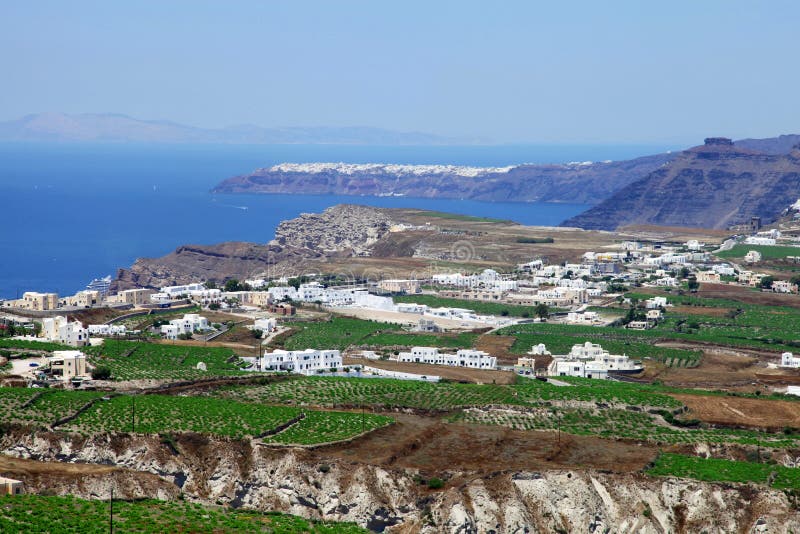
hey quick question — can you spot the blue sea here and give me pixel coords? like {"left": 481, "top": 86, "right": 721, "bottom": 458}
{"left": 0, "top": 142, "right": 675, "bottom": 299}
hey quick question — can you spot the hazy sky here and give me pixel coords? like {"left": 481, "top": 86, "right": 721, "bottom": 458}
{"left": 1, "top": 1, "right": 798, "bottom": 143}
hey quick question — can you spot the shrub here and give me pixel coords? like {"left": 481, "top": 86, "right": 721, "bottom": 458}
{"left": 91, "top": 366, "right": 112, "bottom": 380}
{"left": 427, "top": 477, "right": 444, "bottom": 490}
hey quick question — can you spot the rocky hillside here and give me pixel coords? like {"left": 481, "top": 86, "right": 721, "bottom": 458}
{"left": 112, "top": 205, "right": 393, "bottom": 290}
{"left": 211, "top": 154, "right": 676, "bottom": 205}
{"left": 562, "top": 138, "right": 800, "bottom": 230}
{"left": 3, "top": 430, "right": 798, "bottom": 533}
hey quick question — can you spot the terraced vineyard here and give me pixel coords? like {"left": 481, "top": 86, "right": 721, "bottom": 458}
{"left": 0, "top": 388, "right": 107, "bottom": 428}
{"left": 222, "top": 375, "right": 682, "bottom": 410}
{"left": 63, "top": 394, "right": 301, "bottom": 439}
{"left": 647, "top": 453, "right": 800, "bottom": 490}
{"left": 283, "top": 316, "right": 478, "bottom": 351}
{"left": 497, "top": 323, "right": 702, "bottom": 367}
{"left": 86, "top": 339, "right": 250, "bottom": 380}
{"left": 453, "top": 407, "right": 800, "bottom": 448}
{"left": 262, "top": 410, "right": 393, "bottom": 445}
{"left": 0, "top": 494, "right": 367, "bottom": 533}
{"left": 0, "top": 338, "right": 73, "bottom": 352}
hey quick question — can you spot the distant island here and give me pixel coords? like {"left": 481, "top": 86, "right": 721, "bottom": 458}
{"left": 0, "top": 112, "right": 469, "bottom": 145}
{"left": 211, "top": 155, "right": 675, "bottom": 205}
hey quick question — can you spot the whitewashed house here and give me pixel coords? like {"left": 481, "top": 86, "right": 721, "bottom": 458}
{"left": 41, "top": 316, "right": 89, "bottom": 347}
{"left": 161, "top": 314, "right": 209, "bottom": 338}
{"left": 48, "top": 350, "right": 88, "bottom": 381}
{"left": 566, "top": 311, "right": 599, "bottom": 324}
{"left": 398, "top": 347, "right": 496, "bottom": 369}
{"left": 87, "top": 324, "right": 127, "bottom": 336}
{"left": 258, "top": 349, "right": 342, "bottom": 375}
{"left": 253, "top": 317, "right": 277, "bottom": 333}
{"left": 744, "top": 250, "right": 762, "bottom": 263}
{"left": 781, "top": 352, "right": 800, "bottom": 368}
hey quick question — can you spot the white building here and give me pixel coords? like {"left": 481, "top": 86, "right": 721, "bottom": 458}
{"left": 713, "top": 264, "right": 736, "bottom": 276}
{"left": 161, "top": 313, "right": 209, "bottom": 338}
{"left": 781, "top": 352, "right": 800, "bottom": 368}
{"left": 253, "top": 317, "right": 277, "bottom": 333}
{"left": 398, "top": 347, "right": 496, "bottom": 369}
{"left": 772, "top": 280, "right": 796, "bottom": 294}
{"left": 432, "top": 269, "right": 517, "bottom": 291}
{"left": 188, "top": 288, "right": 222, "bottom": 305}
{"left": 744, "top": 236, "right": 776, "bottom": 246}
{"left": 548, "top": 342, "right": 642, "bottom": 379}
{"left": 87, "top": 324, "right": 127, "bottom": 336}
{"left": 258, "top": 349, "right": 342, "bottom": 375}
{"left": 41, "top": 316, "right": 89, "bottom": 347}
{"left": 159, "top": 283, "right": 206, "bottom": 297}
{"left": 566, "top": 311, "right": 599, "bottom": 324}
{"left": 48, "top": 350, "right": 88, "bottom": 381}
{"left": 744, "top": 250, "right": 762, "bottom": 263}
{"left": 160, "top": 324, "right": 180, "bottom": 340}
{"left": 645, "top": 296, "right": 668, "bottom": 309}
{"left": 550, "top": 360, "right": 609, "bottom": 380}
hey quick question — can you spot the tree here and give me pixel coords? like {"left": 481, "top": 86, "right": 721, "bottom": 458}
{"left": 204, "top": 280, "right": 217, "bottom": 289}
{"left": 534, "top": 303, "right": 549, "bottom": 320}
{"left": 760, "top": 276, "right": 775, "bottom": 290}
{"left": 252, "top": 328, "right": 263, "bottom": 339}
{"left": 288, "top": 277, "right": 301, "bottom": 290}
{"left": 224, "top": 279, "right": 242, "bottom": 292}
{"left": 687, "top": 277, "right": 700, "bottom": 291}
{"left": 790, "top": 275, "right": 800, "bottom": 287}
{"left": 91, "top": 366, "right": 112, "bottom": 380}
{"left": 208, "top": 302, "right": 221, "bottom": 310}
{"left": 679, "top": 267, "right": 690, "bottom": 279}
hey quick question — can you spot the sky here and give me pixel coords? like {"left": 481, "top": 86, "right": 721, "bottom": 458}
{"left": 1, "top": 0, "right": 798, "bottom": 144}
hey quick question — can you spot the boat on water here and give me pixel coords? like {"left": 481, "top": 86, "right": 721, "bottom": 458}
{"left": 86, "top": 275, "right": 112, "bottom": 296}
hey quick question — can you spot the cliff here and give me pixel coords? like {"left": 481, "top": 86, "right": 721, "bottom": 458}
{"left": 562, "top": 139, "right": 800, "bottom": 230}
{"left": 211, "top": 154, "right": 676, "bottom": 205}
{"left": 112, "top": 205, "right": 394, "bottom": 290}
{"left": 4, "top": 430, "right": 798, "bottom": 533}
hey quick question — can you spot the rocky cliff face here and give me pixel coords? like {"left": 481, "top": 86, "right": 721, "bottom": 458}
{"left": 211, "top": 155, "right": 676, "bottom": 205}
{"left": 562, "top": 139, "right": 800, "bottom": 230}
{"left": 3, "top": 430, "right": 798, "bottom": 533}
{"left": 112, "top": 205, "right": 393, "bottom": 290}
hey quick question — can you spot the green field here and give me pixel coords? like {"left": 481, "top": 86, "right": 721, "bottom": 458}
{"left": 420, "top": 211, "right": 510, "bottom": 223}
{"left": 0, "top": 338, "right": 73, "bottom": 352}
{"left": 496, "top": 322, "right": 702, "bottom": 367}
{"left": 86, "top": 339, "right": 250, "bottom": 380}
{"left": 647, "top": 453, "right": 800, "bottom": 489}
{"left": 716, "top": 244, "right": 800, "bottom": 260}
{"left": 626, "top": 292, "right": 800, "bottom": 353}
{"left": 0, "top": 494, "right": 367, "bottom": 533}
{"left": 221, "top": 375, "right": 683, "bottom": 410}
{"left": 0, "top": 387, "right": 392, "bottom": 443}
{"left": 0, "top": 388, "right": 108, "bottom": 428}
{"left": 283, "top": 316, "right": 478, "bottom": 351}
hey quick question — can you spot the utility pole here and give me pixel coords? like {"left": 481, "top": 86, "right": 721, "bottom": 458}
{"left": 109, "top": 487, "right": 113, "bottom": 534}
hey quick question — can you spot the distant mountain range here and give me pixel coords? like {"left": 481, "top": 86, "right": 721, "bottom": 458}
{"left": 0, "top": 112, "right": 464, "bottom": 145}
{"left": 562, "top": 137, "right": 800, "bottom": 230}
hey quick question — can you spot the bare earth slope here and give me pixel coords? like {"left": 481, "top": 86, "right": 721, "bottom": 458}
{"left": 562, "top": 138, "right": 800, "bottom": 230}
